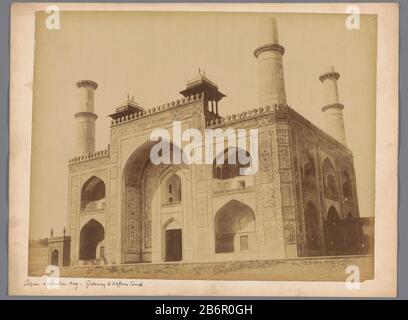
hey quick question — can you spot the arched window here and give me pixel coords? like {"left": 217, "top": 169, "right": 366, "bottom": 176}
{"left": 79, "top": 219, "right": 105, "bottom": 260}
{"left": 213, "top": 147, "right": 251, "bottom": 180}
{"left": 342, "top": 169, "right": 353, "bottom": 201}
{"left": 322, "top": 158, "right": 338, "bottom": 201}
{"left": 298, "top": 141, "right": 316, "bottom": 191}
{"left": 81, "top": 176, "right": 105, "bottom": 211}
{"left": 214, "top": 200, "right": 256, "bottom": 253}
{"left": 163, "top": 174, "right": 181, "bottom": 204}
{"left": 304, "top": 201, "right": 323, "bottom": 255}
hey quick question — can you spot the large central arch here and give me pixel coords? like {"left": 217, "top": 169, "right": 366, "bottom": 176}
{"left": 122, "top": 140, "right": 186, "bottom": 264}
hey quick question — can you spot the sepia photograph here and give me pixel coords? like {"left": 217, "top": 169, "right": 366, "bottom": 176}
{"left": 8, "top": 3, "right": 398, "bottom": 297}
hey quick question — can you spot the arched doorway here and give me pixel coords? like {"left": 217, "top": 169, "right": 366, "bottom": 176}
{"left": 214, "top": 200, "right": 256, "bottom": 253}
{"left": 79, "top": 219, "right": 105, "bottom": 261}
{"left": 50, "top": 249, "right": 59, "bottom": 266}
{"left": 304, "top": 201, "right": 323, "bottom": 256}
{"left": 326, "top": 206, "right": 344, "bottom": 255}
{"left": 163, "top": 219, "right": 182, "bottom": 262}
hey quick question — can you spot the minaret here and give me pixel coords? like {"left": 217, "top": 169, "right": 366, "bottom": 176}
{"left": 75, "top": 80, "right": 98, "bottom": 155}
{"left": 319, "top": 66, "right": 347, "bottom": 145}
{"left": 254, "top": 17, "right": 287, "bottom": 107}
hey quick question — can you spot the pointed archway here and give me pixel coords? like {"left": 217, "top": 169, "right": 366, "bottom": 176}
{"left": 80, "top": 176, "right": 105, "bottom": 211}
{"left": 212, "top": 147, "right": 252, "bottom": 180}
{"left": 122, "top": 140, "right": 186, "bottom": 264}
{"left": 214, "top": 200, "right": 256, "bottom": 253}
{"left": 326, "top": 206, "right": 344, "bottom": 255}
{"left": 322, "top": 158, "right": 339, "bottom": 201}
{"left": 79, "top": 219, "right": 105, "bottom": 260}
{"left": 50, "top": 249, "right": 59, "bottom": 266}
{"left": 304, "top": 201, "right": 323, "bottom": 256}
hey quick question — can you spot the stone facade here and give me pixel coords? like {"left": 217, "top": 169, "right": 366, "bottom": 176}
{"left": 65, "top": 17, "right": 361, "bottom": 266}
{"left": 66, "top": 96, "right": 361, "bottom": 265}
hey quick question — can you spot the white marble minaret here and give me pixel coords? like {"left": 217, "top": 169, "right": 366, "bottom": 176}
{"left": 75, "top": 80, "right": 98, "bottom": 155}
{"left": 319, "top": 66, "right": 347, "bottom": 145}
{"left": 254, "top": 17, "right": 287, "bottom": 107}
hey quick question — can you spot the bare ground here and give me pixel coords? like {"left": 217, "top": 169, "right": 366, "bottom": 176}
{"left": 29, "top": 255, "right": 374, "bottom": 282}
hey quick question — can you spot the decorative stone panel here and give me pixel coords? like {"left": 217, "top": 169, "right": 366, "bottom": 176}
{"left": 277, "top": 128, "right": 297, "bottom": 247}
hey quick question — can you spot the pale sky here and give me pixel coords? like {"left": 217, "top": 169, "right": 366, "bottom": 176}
{"left": 29, "top": 11, "right": 377, "bottom": 239}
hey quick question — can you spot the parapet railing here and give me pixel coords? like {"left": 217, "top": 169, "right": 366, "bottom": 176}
{"left": 69, "top": 149, "right": 109, "bottom": 164}
{"left": 206, "top": 103, "right": 351, "bottom": 153}
{"left": 286, "top": 105, "right": 352, "bottom": 153}
{"left": 206, "top": 104, "right": 289, "bottom": 127}
{"left": 111, "top": 93, "right": 204, "bottom": 127}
